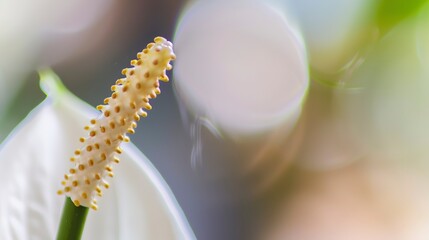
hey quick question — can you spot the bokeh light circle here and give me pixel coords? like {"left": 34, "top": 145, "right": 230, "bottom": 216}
{"left": 173, "top": 0, "right": 309, "bottom": 137}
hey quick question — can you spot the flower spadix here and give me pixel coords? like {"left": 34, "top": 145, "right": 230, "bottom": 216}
{"left": 58, "top": 37, "right": 176, "bottom": 209}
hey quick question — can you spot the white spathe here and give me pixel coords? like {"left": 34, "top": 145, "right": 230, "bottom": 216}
{"left": 0, "top": 70, "right": 195, "bottom": 240}
{"left": 173, "top": 0, "right": 308, "bottom": 137}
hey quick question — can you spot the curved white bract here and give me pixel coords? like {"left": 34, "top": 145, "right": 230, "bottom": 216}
{"left": 0, "top": 70, "right": 195, "bottom": 240}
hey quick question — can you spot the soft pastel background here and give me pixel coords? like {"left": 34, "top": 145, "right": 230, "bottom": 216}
{"left": 2, "top": 0, "right": 429, "bottom": 239}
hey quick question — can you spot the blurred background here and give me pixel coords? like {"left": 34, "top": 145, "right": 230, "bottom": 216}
{"left": 2, "top": 0, "right": 429, "bottom": 239}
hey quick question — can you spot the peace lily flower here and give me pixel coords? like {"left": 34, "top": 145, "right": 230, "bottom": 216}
{"left": 0, "top": 55, "right": 195, "bottom": 239}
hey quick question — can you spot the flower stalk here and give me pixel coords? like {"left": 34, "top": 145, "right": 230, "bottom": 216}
{"left": 56, "top": 198, "right": 89, "bottom": 240}
{"left": 56, "top": 36, "right": 175, "bottom": 239}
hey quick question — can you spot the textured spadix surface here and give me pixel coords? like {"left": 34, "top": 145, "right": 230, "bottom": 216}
{"left": 58, "top": 37, "right": 175, "bottom": 209}
{"left": 0, "top": 70, "right": 195, "bottom": 240}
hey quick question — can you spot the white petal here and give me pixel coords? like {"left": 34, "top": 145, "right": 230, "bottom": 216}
{"left": 0, "top": 70, "right": 195, "bottom": 240}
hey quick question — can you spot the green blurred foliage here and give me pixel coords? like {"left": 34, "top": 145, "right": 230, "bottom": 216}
{"left": 375, "top": 0, "right": 429, "bottom": 34}
{"left": 313, "top": 0, "right": 429, "bottom": 88}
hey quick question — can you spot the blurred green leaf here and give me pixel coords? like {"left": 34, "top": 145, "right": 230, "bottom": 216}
{"left": 375, "top": 0, "right": 428, "bottom": 34}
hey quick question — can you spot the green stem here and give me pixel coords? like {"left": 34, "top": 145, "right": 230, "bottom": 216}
{"left": 56, "top": 197, "right": 89, "bottom": 240}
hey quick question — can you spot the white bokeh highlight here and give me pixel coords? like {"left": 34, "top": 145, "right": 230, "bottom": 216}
{"left": 0, "top": 0, "right": 114, "bottom": 132}
{"left": 174, "top": 0, "right": 308, "bottom": 136}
